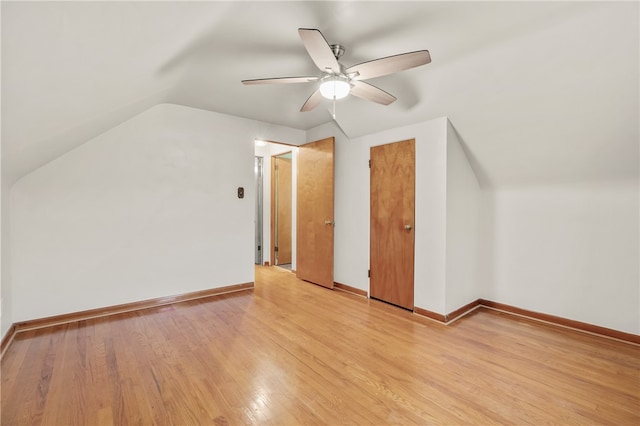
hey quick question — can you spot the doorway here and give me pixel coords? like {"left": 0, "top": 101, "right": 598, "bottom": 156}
{"left": 271, "top": 152, "right": 293, "bottom": 267}
{"left": 370, "top": 139, "right": 416, "bottom": 310}
{"left": 253, "top": 138, "right": 334, "bottom": 280}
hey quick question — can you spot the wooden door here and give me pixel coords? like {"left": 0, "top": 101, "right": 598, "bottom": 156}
{"left": 370, "top": 139, "right": 415, "bottom": 309}
{"left": 276, "top": 156, "right": 292, "bottom": 264}
{"left": 271, "top": 154, "right": 292, "bottom": 266}
{"left": 297, "top": 137, "right": 335, "bottom": 288}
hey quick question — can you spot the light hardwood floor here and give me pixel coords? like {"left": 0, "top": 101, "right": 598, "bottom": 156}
{"left": 2, "top": 266, "right": 639, "bottom": 425}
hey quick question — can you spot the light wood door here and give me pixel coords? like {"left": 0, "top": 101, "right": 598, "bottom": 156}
{"left": 270, "top": 154, "right": 292, "bottom": 265}
{"left": 297, "top": 137, "right": 335, "bottom": 288}
{"left": 370, "top": 139, "right": 415, "bottom": 309}
{"left": 276, "top": 156, "right": 292, "bottom": 264}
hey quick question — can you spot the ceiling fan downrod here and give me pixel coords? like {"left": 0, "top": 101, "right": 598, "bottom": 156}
{"left": 330, "top": 44, "right": 345, "bottom": 60}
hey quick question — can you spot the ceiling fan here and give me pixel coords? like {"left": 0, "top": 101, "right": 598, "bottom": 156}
{"left": 242, "top": 28, "right": 431, "bottom": 113}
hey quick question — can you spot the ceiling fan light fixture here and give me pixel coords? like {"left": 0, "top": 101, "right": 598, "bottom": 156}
{"left": 319, "top": 76, "right": 351, "bottom": 100}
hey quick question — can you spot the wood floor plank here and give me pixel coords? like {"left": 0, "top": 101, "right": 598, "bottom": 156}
{"left": 2, "top": 265, "right": 639, "bottom": 425}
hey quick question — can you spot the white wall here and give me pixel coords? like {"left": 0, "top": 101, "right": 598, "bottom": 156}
{"left": 6, "top": 101, "right": 637, "bottom": 336}
{"left": 0, "top": 0, "right": 12, "bottom": 336}
{"left": 487, "top": 180, "right": 639, "bottom": 334}
{"left": 325, "top": 113, "right": 637, "bottom": 334}
{"left": 445, "top": 121, "right": 481, "bottom": 313}
{"left": 11, "top": 103, "right": 304, "bottom": 322}
{"left": 309, "top": 118, "right": 449, "bottom": 314}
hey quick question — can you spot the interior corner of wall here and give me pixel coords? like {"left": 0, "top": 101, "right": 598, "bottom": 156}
{"left": 444, "top": 116, "right": 453, "bottom": 128}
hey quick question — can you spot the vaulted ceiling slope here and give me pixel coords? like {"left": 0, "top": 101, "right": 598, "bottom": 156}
{"left": 2, "top": 1, "right": 638, "bottom": 186}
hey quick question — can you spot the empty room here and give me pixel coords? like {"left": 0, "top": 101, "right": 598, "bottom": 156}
{"left": 1, "top": 1, "right": 638, "bottom": 425}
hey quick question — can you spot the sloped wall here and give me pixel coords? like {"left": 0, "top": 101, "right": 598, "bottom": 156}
{"left": 10, "top": 103, "right": 304, "bottom": 322}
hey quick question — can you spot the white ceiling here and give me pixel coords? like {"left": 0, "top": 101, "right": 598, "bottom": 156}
{"left": 2, "top": 1, "right": 638, "bottom": 186}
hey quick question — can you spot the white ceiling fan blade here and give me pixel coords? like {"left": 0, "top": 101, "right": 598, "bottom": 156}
{"left": 298, "top": 28, "right": 340, "bottom": 74}
{"left": 300, "top": 89, "right": 324, "bottom": 112}
{"left": 350, "top": 81, "right": 396, "bottom": 105}
{"left": 347, "top": 50, "right": 431, "bottom": 80}
{"left": 242, "top": 76, "right": 319, "bottom": 85}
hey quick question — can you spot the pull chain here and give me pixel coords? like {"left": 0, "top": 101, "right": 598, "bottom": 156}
{"left": 332, "top": 96, "right": 336, "bottom": 119}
